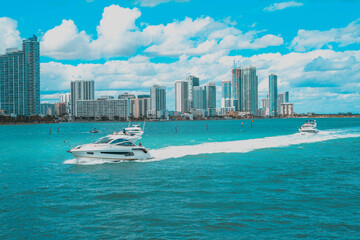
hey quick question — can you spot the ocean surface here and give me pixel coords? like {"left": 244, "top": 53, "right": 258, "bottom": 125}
{"left": 1, "top": 118, "right": 360, "bottom": 239}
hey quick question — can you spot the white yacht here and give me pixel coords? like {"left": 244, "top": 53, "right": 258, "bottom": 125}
{"left": 121, "top": 123, "right": 144, "bottom": 137}
{"left": 299, "top": 120, "right": 319, "bottom": 134}
{"left": 68, "top": 125, "right": 151, "bottom": 162}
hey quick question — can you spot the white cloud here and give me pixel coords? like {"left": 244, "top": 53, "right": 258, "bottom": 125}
{"left": 91, "top": 5, "right": 145, "bottom": 58}
{"left": 41, "top": 19, "right": 91, "bottom": 59}
{"left": 40, "top": 5, "right": 284, "bottom": 60}
{"left": 145, "top": 17, "right": 283, "bottom": 57}
{"left": 41, "top": 5, "right": 145, "bottom": 59}
{"left": 264, "top": 1, "right": 303, "bottom": 12}
{"left": 291, "top": 19, "right": 360, "bottom": 51}
{"left": 134, "top": 0, "right": 189, "bottom": 7}
{"left": 0, "top": 17, "right": 22, "bottom": 54}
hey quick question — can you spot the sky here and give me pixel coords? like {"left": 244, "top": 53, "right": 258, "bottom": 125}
{"left": 1, "top": 0, "right": 360, "bottom": 113}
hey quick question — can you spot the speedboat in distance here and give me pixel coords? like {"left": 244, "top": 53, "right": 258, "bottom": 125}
{"left": 90, "top": 128, "right": 100, "bottom": 133}
{"left": 69, "top": 124, "right": 151, "bottom": 162}
{"left": 299, "top": 120, "right": 319, "bottom": 134}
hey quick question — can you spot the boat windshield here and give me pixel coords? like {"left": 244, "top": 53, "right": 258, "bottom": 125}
{"left": 110, "top": 138, "right": 128, "bottom": 144}
{"left": 94, "top": 137, "right": 112, "bottom": 144}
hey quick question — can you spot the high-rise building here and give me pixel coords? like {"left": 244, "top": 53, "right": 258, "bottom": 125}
{"left": 149, "top": 85, "right": 166, "bottom": 118}
{"left": 277, "top": 93, "right": 286, "bottom": 115}
{"left": 0, "top": 35, "right": 40, "bottom": 116}
{"left": 132, "top": 95, "right": 150, "bottom": 119}
{"left": 40, "top": 103, "right": 55, "bottom": 116}
{"left": 260, "top": 98, "right": 270, "bottom": 117}
{"left": 261, "top": 98, "right": 269, "bottom": 109}
{"left": 118, "top": 93, "right": 135, "bottom": 118}
{"left": 186, "top": 75, "right": 200, "bottom": 110}
{"left": 221, "top": 80, "right": 232, "bottom": 108}
{"left": 281, "top": 103, "right": 294, "bottom": 116}
{"left": 240, "top": 66, "right": 258, "bottom": 115}
{"left": 193, "top": 86, "right": 206, "bottom": 110}
{"left": 118, "top": 93, "right": 135, "bottom": 100}
{"left": 70, "top": 80, "right": 95, "bottom": 117}
{"left": 175, "top": 80, "right": 189, "bottom": 113}
{"left": 269, "top": 74, "right": 278, "bottom": 117}
{"left": 55, "top": 102, "right": 66, "bottom": 116}
{"left": 285, "top": 91, "right": 289, "bottom": 103}
{"left": 59, "top": 93, "right": 71, "bottom": 114}
{"left": 231, "top": 67, "right": 241, "bottom": 111}
{"left": 205, "top": 82, "right": 216, "bottom": 116}
{"left": 76, "top": 98, "right": 127, "bottom": 119}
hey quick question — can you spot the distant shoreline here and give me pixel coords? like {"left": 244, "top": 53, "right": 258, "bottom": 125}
{"left": 0, "top": 121, "right": 59, "bottom": 126}
{"left": 1, "top": 115, "right": 359, "bottom": 126}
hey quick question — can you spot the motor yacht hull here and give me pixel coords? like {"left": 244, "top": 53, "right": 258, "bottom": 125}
{"left": 69, "top": 144, "right": 152, "bottom": 162}
{"left": 299, "top": 129, "right": 319, "bottom": 135}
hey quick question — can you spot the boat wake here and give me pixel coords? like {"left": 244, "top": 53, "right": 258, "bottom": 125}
{"left": 63, "top": 128, "right": 360, "bottom": 165}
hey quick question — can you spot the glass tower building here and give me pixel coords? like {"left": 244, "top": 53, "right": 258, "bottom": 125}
{"left": 269, "top": 74, "right": 278, "bottom": 117}
{"left": 149, "top": 84, "right": 166, "bottom": 118}
{"left": 221, "top": 80, "right": 232, "bottom": 108}
{"left": 186, "top": 75, "right": 200, "bottom": 110}
{"left": 193, "top": 86, "right": 206, "bottom": 110}
{"left": 0, "top": 35, "right": 40, "bottom": 115}
{"left": 231, "top": 68, "right": 241, "bottom": 111}
{"left": 241, "top": 66, "right": 258, "bottom": 115}
{"left": 205, "top": 82, "right": 216, "bottom": 116}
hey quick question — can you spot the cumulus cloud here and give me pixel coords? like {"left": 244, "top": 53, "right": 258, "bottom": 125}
{"left": 41, "top": 19, "right": 91, "bottom": 59}
{"left": 304, "top": 56, "right": 357, "bottom": 72}
{"left": 40, "top": 5, "right": 284, "bottom": 60}
{"left": 41, "top": 5, "right": 145, "bottom": 59}
{"left": 0, "top": 17, "right": 22, "bottom": 54}
{"left": 264, "top": 1, "right": 303, "bottom": 12}
{"left": 291, "top": 19, "right": 360, "bottom": 51}
{"left": 133, "top": 0, "right": 189, "bottom": 7}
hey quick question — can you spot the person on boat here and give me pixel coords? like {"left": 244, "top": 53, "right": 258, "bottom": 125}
{"left": 122, "top": 128, "right": 126, "bottom": 134}
{"left": 139, "top": 142, "right": 142, "bottom": 147}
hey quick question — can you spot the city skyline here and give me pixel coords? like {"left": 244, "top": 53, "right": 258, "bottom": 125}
{"left": 1, "top": 0, "right": 360, "bottom": 113}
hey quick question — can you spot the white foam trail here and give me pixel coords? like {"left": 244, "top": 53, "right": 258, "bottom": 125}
{"left": 63, "top": 128, "right": 360, "bottom": 165}
{"left": 149, "top": 129, "right": 360, "bottom": 161}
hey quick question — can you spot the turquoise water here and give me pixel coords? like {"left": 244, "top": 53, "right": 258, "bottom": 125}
{"left": 1, "top": 118, "right": 360, "bottom": 239}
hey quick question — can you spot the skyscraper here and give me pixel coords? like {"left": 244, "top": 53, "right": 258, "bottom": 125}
{"left": 221, "top": 80, "right": 232, "bottom": 108}
{"left": 193, "top": 86, "right": 206, "bottom": 110}
{"left": 132, "top": 95, "right": 150, "bottom": 119}
{"left": 0, "top": 35, "right": 40, "bottom": 115}
{"left": 149, "top": 84, "right": 166, "bottom": 118}
{"left": 285, "top": 91, "right": 289, "bottom": 103}
{"left": 277, "top": 93, "right": 286, "bottom": 115}
{"left": 70, "top": 80, "right": 95, "bottom": 116}
{"left": 241, "top": 66, "right": 258, "bottom": 115}
{"left": 269, "top": 74, "right": 278, "bottom": 117}
{"left": 205, "top": 82, "right": 216, "bottom": 116}
{"left": 231, "top": 68, "right": 241, "bottom": 111}
{"left": 175, "top": 80, "right": 189, "bottom": 113}
{"left": 59, "top": 93, "right": 71, "bottom": 114}
{"left": 186, "top": 75, "right": 200, "bottom": 110}
{"left": 118, "top": 93, "right": 135, "bottom": 118}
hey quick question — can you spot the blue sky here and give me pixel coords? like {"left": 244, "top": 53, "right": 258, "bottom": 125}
{"left": 1, "top": 0, "right": 360, "bottom": 113}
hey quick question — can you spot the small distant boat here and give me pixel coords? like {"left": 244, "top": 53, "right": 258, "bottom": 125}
{"left": 90, "top": 128, "right": 100, "bottom": 133}
{"left": 299, "top": 120, "right": 319, "bottom": 134}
